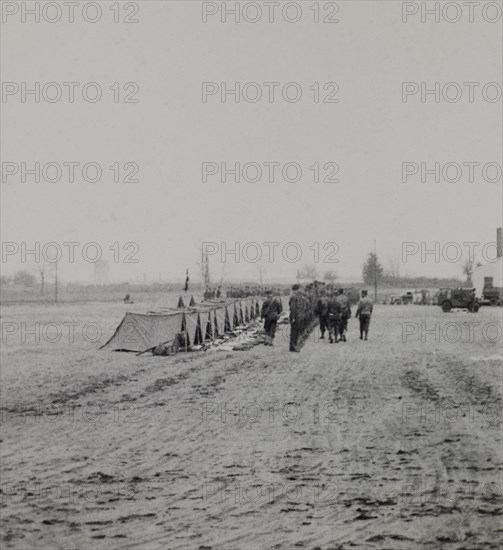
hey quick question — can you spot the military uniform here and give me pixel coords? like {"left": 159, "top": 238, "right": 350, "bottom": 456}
{"left": 356, "top": 295, "right": 373, "bottom": 340}
{"left": 335, "top": 293, "right": 351, "bottom": 341}
{"left": 289, "top": 292, "right": 301, "bottom": 351}
{"left": 315, "top": 295, "right": 329, "bottom": 338}
{"left": 326, "top": 296, "right": 342, "bottom": 343}
{"left": 261, "top": 297, "right": 282, "bottom": 345}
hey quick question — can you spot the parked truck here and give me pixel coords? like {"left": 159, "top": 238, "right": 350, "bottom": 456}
{"left": 437, "top": 288, "right": 479, "bottom": 312}
{"left": 482, "top": 277, "right": 503, "bottom": 306}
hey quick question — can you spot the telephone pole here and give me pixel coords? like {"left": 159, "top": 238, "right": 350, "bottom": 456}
{"left": 373, "top": 240, "right": 378, "bottom": 301}
{"left": 54, "top": 260, "right": 58, "bottom": 303}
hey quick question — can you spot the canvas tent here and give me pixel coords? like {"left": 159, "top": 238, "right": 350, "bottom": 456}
{"left": 100, "top": 312, "right": 184, "bottom": 352}
{"left": 101, "top": 297, "right": 264, "bottom": 352}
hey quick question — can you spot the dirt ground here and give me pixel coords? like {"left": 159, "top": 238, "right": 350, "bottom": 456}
{"left": 1, "top": 302, "right": 502, "bottom": 549}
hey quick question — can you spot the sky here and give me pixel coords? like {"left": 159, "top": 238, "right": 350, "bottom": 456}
{"left": 1, "top": 0, "right": 502, "bottom": 284}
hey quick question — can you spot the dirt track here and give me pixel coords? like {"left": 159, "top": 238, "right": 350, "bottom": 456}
{"left": 1, "top": 303, "right": 502, "bottom": 549}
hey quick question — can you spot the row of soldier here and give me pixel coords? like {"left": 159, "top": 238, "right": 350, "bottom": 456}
{"left": 203, "top": 285, "right": 285, "bottom": 302}
{"left": 226, "top": 285, "right": 285, "bottom": 298}
{"left": 203, "top": 286, "right": 222, "bottom": 300}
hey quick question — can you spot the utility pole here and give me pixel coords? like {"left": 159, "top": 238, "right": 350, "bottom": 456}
{"left": 54, "top": 260, "right": 58, "bottom": 303}
{"left": 373, "top": 240, "right": 378, "bottom": 302}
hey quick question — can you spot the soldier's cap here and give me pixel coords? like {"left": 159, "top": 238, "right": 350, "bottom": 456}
{"left": 265, "top": 290, "right": 272, "bottom": 295}
{"left": 291, "top": 284, "right": 300, "bottom": 291}
{"left": 338, "top": 288, "right": 344, "bottom": 294}
{"left": 361, "top": 289, "right": 368, "bottom": 295}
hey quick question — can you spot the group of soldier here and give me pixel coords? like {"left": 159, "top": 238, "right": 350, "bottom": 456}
{"left": 226, "top": 285, "right": 285, "bottom": 298}
{"left": 315, "top": 287, "right": 373, "bottom": 343}
{"left": 260, "top": 283, "right": 374, "bottom": 352}
{"left": 203, "top": 286, "right": 222, "bottom": 300}
{"left": 205, "top": 285, "right": 283, "bottom": 300}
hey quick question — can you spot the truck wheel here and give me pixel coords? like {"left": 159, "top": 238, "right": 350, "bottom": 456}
{"left": 473, "top": 303, "right": 480, "bottom": 312}
{"left": 490, "top": 298, "right": 498, "bottom": 306}
{"left": 441, "top": 302, "right": 452, "bottom": 313}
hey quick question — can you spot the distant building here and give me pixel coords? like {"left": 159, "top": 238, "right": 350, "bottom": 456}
{"left": 94, "top": 260, "right": 110, "bottom": 285}
{"left": 473, "top": 228, "right": 503, "bottom": 298}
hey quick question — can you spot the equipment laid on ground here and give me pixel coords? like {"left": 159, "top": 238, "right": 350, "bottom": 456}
{"left": 437, "top": 288, "right": 479, "bottom": 312}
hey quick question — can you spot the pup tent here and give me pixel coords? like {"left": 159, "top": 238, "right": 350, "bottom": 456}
{"left": 100, "top": 297, "right": 264, "bottom": 352}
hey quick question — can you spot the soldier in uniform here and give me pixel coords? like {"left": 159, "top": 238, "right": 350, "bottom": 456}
{"left": 326, "top": 290, "right": 342, "bottom": 343}
{"left": 335, "top": 288, "right": 351, "bottom": 342}
{"left": 289, "top": 284, "right": 302, "bottom": 352}
{"left": 315, "top": 288, "right": 329, "bottom": 339}
{"left": 261, "top": 290, "right": 282, "bottom": 346}
{"left": 355, "top": 289, "right": 373, "bottom": 340}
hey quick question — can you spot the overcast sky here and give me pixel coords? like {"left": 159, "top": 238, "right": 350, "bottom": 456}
{"left": 2, "top": 1, "right": 501, "bottom": 284}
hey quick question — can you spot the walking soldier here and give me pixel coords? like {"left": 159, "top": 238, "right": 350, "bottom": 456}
{"left": 261, "top": 290, "right": 282, "bottom": 346}
{"left": 356, "top": 290, "right": 373, "bottom": 341}
{"left": 289, "top": 284, "right": 302, "bottom": 352}
{"left": 335, "top": 289, "right": 351, "bottom": 342}
{"left": 326, "top": 291, "right": 342, "bottom": 344}
{"left": 315, "top": 289, "right": 329, "bottom": 339}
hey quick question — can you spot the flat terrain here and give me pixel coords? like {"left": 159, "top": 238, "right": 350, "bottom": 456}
{"left": 1, "top": 301, "right": 502, "bottom": 549}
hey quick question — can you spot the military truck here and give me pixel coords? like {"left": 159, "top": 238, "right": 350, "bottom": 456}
{"left": 401, "top": 291, "right": 414, "bottom": 304}
{"left": 437, "top": 288, "right": 479, "bottom": 312}
{"left": 482, "top": 277, "right": 502, "bottom": 306}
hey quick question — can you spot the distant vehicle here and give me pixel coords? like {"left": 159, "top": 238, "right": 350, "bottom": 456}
{"left": 437, "top": 288, "right": 479, "bottom": 312}
{"left": 390, "top": 295, "right": 403, "bottom": 305}
{"left": 401, "top": 291, "right": 414, "bottom": 305}
{"left": 482, "top": 277, "right": 502, "bottom": 306}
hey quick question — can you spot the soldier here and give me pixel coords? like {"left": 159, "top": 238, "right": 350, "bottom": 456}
{"left": 326, "top": 291, "right": 342, "bottom": 344}
{"left": 261, "top": 290, "right": 282, "bottom": 346}
{"left": 315, "top": 288, "right": 329, "bottom": 339}
{"left": 356, "top": 289, "right": 373, "bottom": 341}
{"left": 289, "top": 284, "right": 302, "bottom": 352}
{"left": 335, "top": 288, "right": 351, "bottom": 342}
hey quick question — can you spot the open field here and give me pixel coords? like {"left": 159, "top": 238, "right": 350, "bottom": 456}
{"left": 1, "top": 302, "right": 502, "bottom": 549}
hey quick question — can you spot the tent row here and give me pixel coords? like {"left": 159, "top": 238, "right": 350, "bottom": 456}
{"left": 100, "top": 298, "right": 264, "bottom": 352}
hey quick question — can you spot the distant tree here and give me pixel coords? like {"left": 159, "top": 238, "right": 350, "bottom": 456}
{"left": 298, "top": 264, "right": 318, "bottom": 281}
{"left": 323, "top": 270, "right": 338, "bottom": 284}
{"left": 362, "top": 252, "right": 383, "bottom": 286}
{"left": 461, "top": 258, "right": 475, "bottom": 287}
{"left": 0, "top": 274, "right": 10, "bottom": 286}
{"left": 38, "top": 262, "right": 50, "bottom": 295}
{"left": 386, "top": 257, "right": 401, "bottom": 279}
{"left": 13, "top": 270, "right": 36, "bottom": 287}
